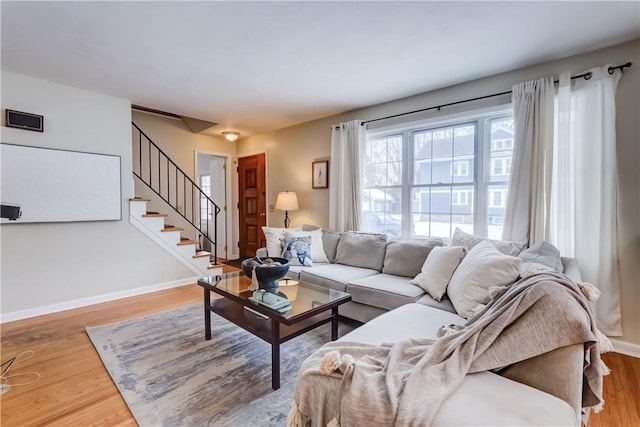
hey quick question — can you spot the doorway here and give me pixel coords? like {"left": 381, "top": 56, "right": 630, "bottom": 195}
{"left": 238, "top": 153, "right": 266, "bottom": 259}
{"left": 196, "top": 152, "right": 228, "bottom": 259}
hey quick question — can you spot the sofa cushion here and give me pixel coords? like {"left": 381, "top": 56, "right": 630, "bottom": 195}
{"left": 415, "top": 294, "right": 456, "bottom": 313}
{"left": 342, "top": 303, "right": 465, "bottom": 343}
{"left": 447, "top": 240, "right": 522, "bottom": 319}
{"left": 299, "top": 264, "right": 378, "bottom": 292}
{"left": 346, "top": 274, "right": 425, "bottom": 311}
{"left": 335, "top": 232, "right": 387, "bottom": 271}
{"left": 287, "top": 263, "right": 329, "bottom": 280}
{"left": 452, "top": 227, "right": 526, "bottom": 256}
{"left": 411, "top": 245, "right": 467, "bottom": 301}
{"left": 381, "top": 238, "right": 442, "bottom": 277}
{"left": 286, "top": 229, "right": 329, "bottom": 263}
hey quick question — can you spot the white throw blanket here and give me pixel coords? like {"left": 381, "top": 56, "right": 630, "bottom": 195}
{"left": 288, "top": 273, "right": 610, "bottom": 427}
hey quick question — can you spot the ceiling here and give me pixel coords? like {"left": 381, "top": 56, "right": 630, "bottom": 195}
{"left": 2, "top": 1, "right": 639, "bottom": 138}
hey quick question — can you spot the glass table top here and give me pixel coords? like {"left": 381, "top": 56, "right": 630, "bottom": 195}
{"left": 198, "top": 271, "right": 351, "bottom": 320}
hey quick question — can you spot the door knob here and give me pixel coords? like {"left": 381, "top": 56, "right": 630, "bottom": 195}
{"left": 259, "top": 213, "right": 266, "bottom": 217}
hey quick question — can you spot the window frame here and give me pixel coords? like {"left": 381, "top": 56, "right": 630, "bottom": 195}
{"left": 364, "top": 104, "right": 513, "bottom": 239}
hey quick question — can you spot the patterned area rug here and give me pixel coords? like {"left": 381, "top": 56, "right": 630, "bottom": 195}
{"left": 87, "top": 303, "right": 357, "bottom": 426}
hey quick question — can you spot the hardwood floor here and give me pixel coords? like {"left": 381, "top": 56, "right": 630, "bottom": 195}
{"left": 1, "top": 268, "right": 638, "bottom": 426}
{"left": 588, "top": 351, "right": 640, "bottom": 426}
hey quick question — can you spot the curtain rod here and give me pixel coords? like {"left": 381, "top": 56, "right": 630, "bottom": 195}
{"left": 338, "top": 61, "right": 632, "bottom": 129}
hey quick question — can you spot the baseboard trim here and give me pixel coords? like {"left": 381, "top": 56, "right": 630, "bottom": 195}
{"left": 0, "top": 277, "right": 199, "bottom": 324}
{"left": 610, "top": 338, "right": 640, "bottom": 358}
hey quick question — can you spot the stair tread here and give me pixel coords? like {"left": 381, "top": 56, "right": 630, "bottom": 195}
{"left": 161, "top": 226, "right": 184, "bottom": 232}
{"left": 177, "top": 239, "right": 198, "bottom": 246}
{"left": 129, "top": 197, "right": 150, "bottom": 202}
{"left": 208, "top": 264, "right": 224, "bottom": 269}
{"left": 193, "top": 251, "right": 211, "bottom": 258}
{"left": 143, "top": 212, "right": 168, "bottom": 217}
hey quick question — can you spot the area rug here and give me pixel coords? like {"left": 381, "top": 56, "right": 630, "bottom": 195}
{"left": 87, "top": 303, "right": 357, "bottom": 426}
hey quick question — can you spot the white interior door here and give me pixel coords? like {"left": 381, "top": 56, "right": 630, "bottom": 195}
{"left": 197, "top": 154, "right": 227, "bottom": 258}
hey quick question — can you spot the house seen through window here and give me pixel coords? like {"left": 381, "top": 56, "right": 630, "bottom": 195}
{"left": 362, "top": 110, "right": 514, "bottom": 241}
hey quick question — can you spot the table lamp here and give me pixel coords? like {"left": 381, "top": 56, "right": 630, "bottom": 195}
{"left": 275, "top": 191, "right": 298, "bottom": 228}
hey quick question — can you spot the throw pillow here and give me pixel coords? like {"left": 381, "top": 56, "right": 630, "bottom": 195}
{"left": 518, "top": 241, "right": 563, "bottom": 272}
{"left": 285, "top": 229, "right": 330, "bottom": 263}
{"left": 447, "top": 240, "right": 522, "bottom": 319}
{"left": 335, "top": 232, "right": 387, "bottom": 271}
{"left": 382, "top": 239, "right": 443, "bottom": 278}
{"left": 322, "top": 229, "right": 342, "bottom": 263}
{"left": 280, "top": 236, "right": 313, "bottom": 267}
{"left": 262, "top": 226, "right": 301, "bottom": 257}
{"left": 411, "top": 246, "right": 468, "bottom": 301}
{"left": 451, "top": 227, "right": 526, "bottom": 256}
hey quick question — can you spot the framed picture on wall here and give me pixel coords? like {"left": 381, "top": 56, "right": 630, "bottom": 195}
{"left": 312, "top": 160, "right": 329, "bottom": 189}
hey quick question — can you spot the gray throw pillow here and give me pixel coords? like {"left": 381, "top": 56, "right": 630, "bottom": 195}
{"left": 322, "top": 230, "right": 342, "bottom": 263}
{"left": 451, "top": 227, "right": 526, "bottom": 256}
{"left": 382, "top": 239, "right": 443, "bottom": 278}
{"left": 518, "top": 241, "right": 563, "bottom": 272}
{"left": 335, "top": 232, "right": 387, "bottom": 271}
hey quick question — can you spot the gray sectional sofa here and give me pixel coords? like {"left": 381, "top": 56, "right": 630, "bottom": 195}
{"left": 259, "top": 226, "right": 588, "bottom": 425}
{"left": 259, "top": 226, "right": 581, "bottom": 324}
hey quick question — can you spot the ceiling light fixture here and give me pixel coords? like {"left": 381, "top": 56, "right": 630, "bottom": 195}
{"left": 222, "top": 131, "right": 240, "bottom": 142}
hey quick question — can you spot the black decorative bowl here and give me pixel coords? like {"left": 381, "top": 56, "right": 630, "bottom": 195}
{"left": 241, "top": 257, "right": 290, "bottom": 290}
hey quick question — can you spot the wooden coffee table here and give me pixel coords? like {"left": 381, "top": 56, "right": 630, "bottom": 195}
{"left": 197, "top": 272, "right": 351, "bottom": 390}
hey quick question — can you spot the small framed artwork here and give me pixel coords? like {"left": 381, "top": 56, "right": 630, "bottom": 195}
{"left": 312, "top": 160, "right": 329, "bottom": 189}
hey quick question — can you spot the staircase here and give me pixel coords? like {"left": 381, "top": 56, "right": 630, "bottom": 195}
{"left": 129, "top": 197, "right": 223, "bottom": 276}
{"left": 132, "top": 121, "right": 221, "bottom": 263}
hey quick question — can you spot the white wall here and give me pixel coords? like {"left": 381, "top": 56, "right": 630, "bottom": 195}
{"left": 1, "top": 72, "right": 195, "bottom": 316}
{"left": 131, "top": 110, "right": 239, "bottom": 259}
{"left": 239, "top": 40, "right": 640, "bottom": 348}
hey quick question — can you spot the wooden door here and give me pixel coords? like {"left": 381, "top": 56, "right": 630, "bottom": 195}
{"left": 238, "top": 153, "right": 266, "bottom": 258}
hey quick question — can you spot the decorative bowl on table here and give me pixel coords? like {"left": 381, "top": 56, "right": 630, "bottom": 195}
{"left": 241, "top": 257, "right": 290, "bottom": 290}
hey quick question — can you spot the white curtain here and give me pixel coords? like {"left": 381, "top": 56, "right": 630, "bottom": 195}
{"left": 329, "top": 120, "right": 365, "bottom": 232}
{"left": 502, "top": 77, "right": 555, "bottom": 244}
{"left": 550, "top": 66, "right": 622, "bottom": 336}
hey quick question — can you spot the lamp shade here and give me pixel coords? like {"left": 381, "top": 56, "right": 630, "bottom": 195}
{"left": 275, "top": 191, "right": 299, "bottom": 211}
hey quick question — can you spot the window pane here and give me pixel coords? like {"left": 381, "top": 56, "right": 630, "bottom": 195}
{"left": 365, "top": 164, "right": 386, "bottom": 187}
{"left": 413, "top": 131, "right": 432, "bottom": 185}
{"left": 411, "top": 187, "right": 431, "bottom": 237}
{"left": 387, "top": 161, "right": 403, "bottom": 186}
{"left": 414, "top": 132, "right": 432, "bottom": 160}
{"left": 362, "top": 187, "right": 402, "bottom": 236}
{"left": 370, "top": 138, "right": 386, "bottom": 163}
{"left": 489, "top": 118, "right": 514, "bottom": 183}
{"left": 488, "top": 183, "right": 508, "bottom": 239}
{"left": 432, "top": 128, "right": 453, "bottom": 158}
{"left": 453, "top": 125, "right": 474, "bottom": 156}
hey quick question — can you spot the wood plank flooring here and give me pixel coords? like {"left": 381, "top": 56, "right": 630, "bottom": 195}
{"left": 1, "top": 267, "right": 638, "bottom": 426}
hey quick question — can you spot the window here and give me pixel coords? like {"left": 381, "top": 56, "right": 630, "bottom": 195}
{"left": 362, "top": 111, "right": 514, "bottom": 240}
{"left": 199, "top": 174, "right": 212, "bottom": 221}
{"left": 452, "top": 190, "right": 470, "bottom": 205}
{"left": 489, "top": 189, "right": 507, "bottom": 208}
{"left": 491, "top": 158, "right": 512, "bottom": 176}
{"left": 453, "top": 160, "right": 469, "bottom": 176}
